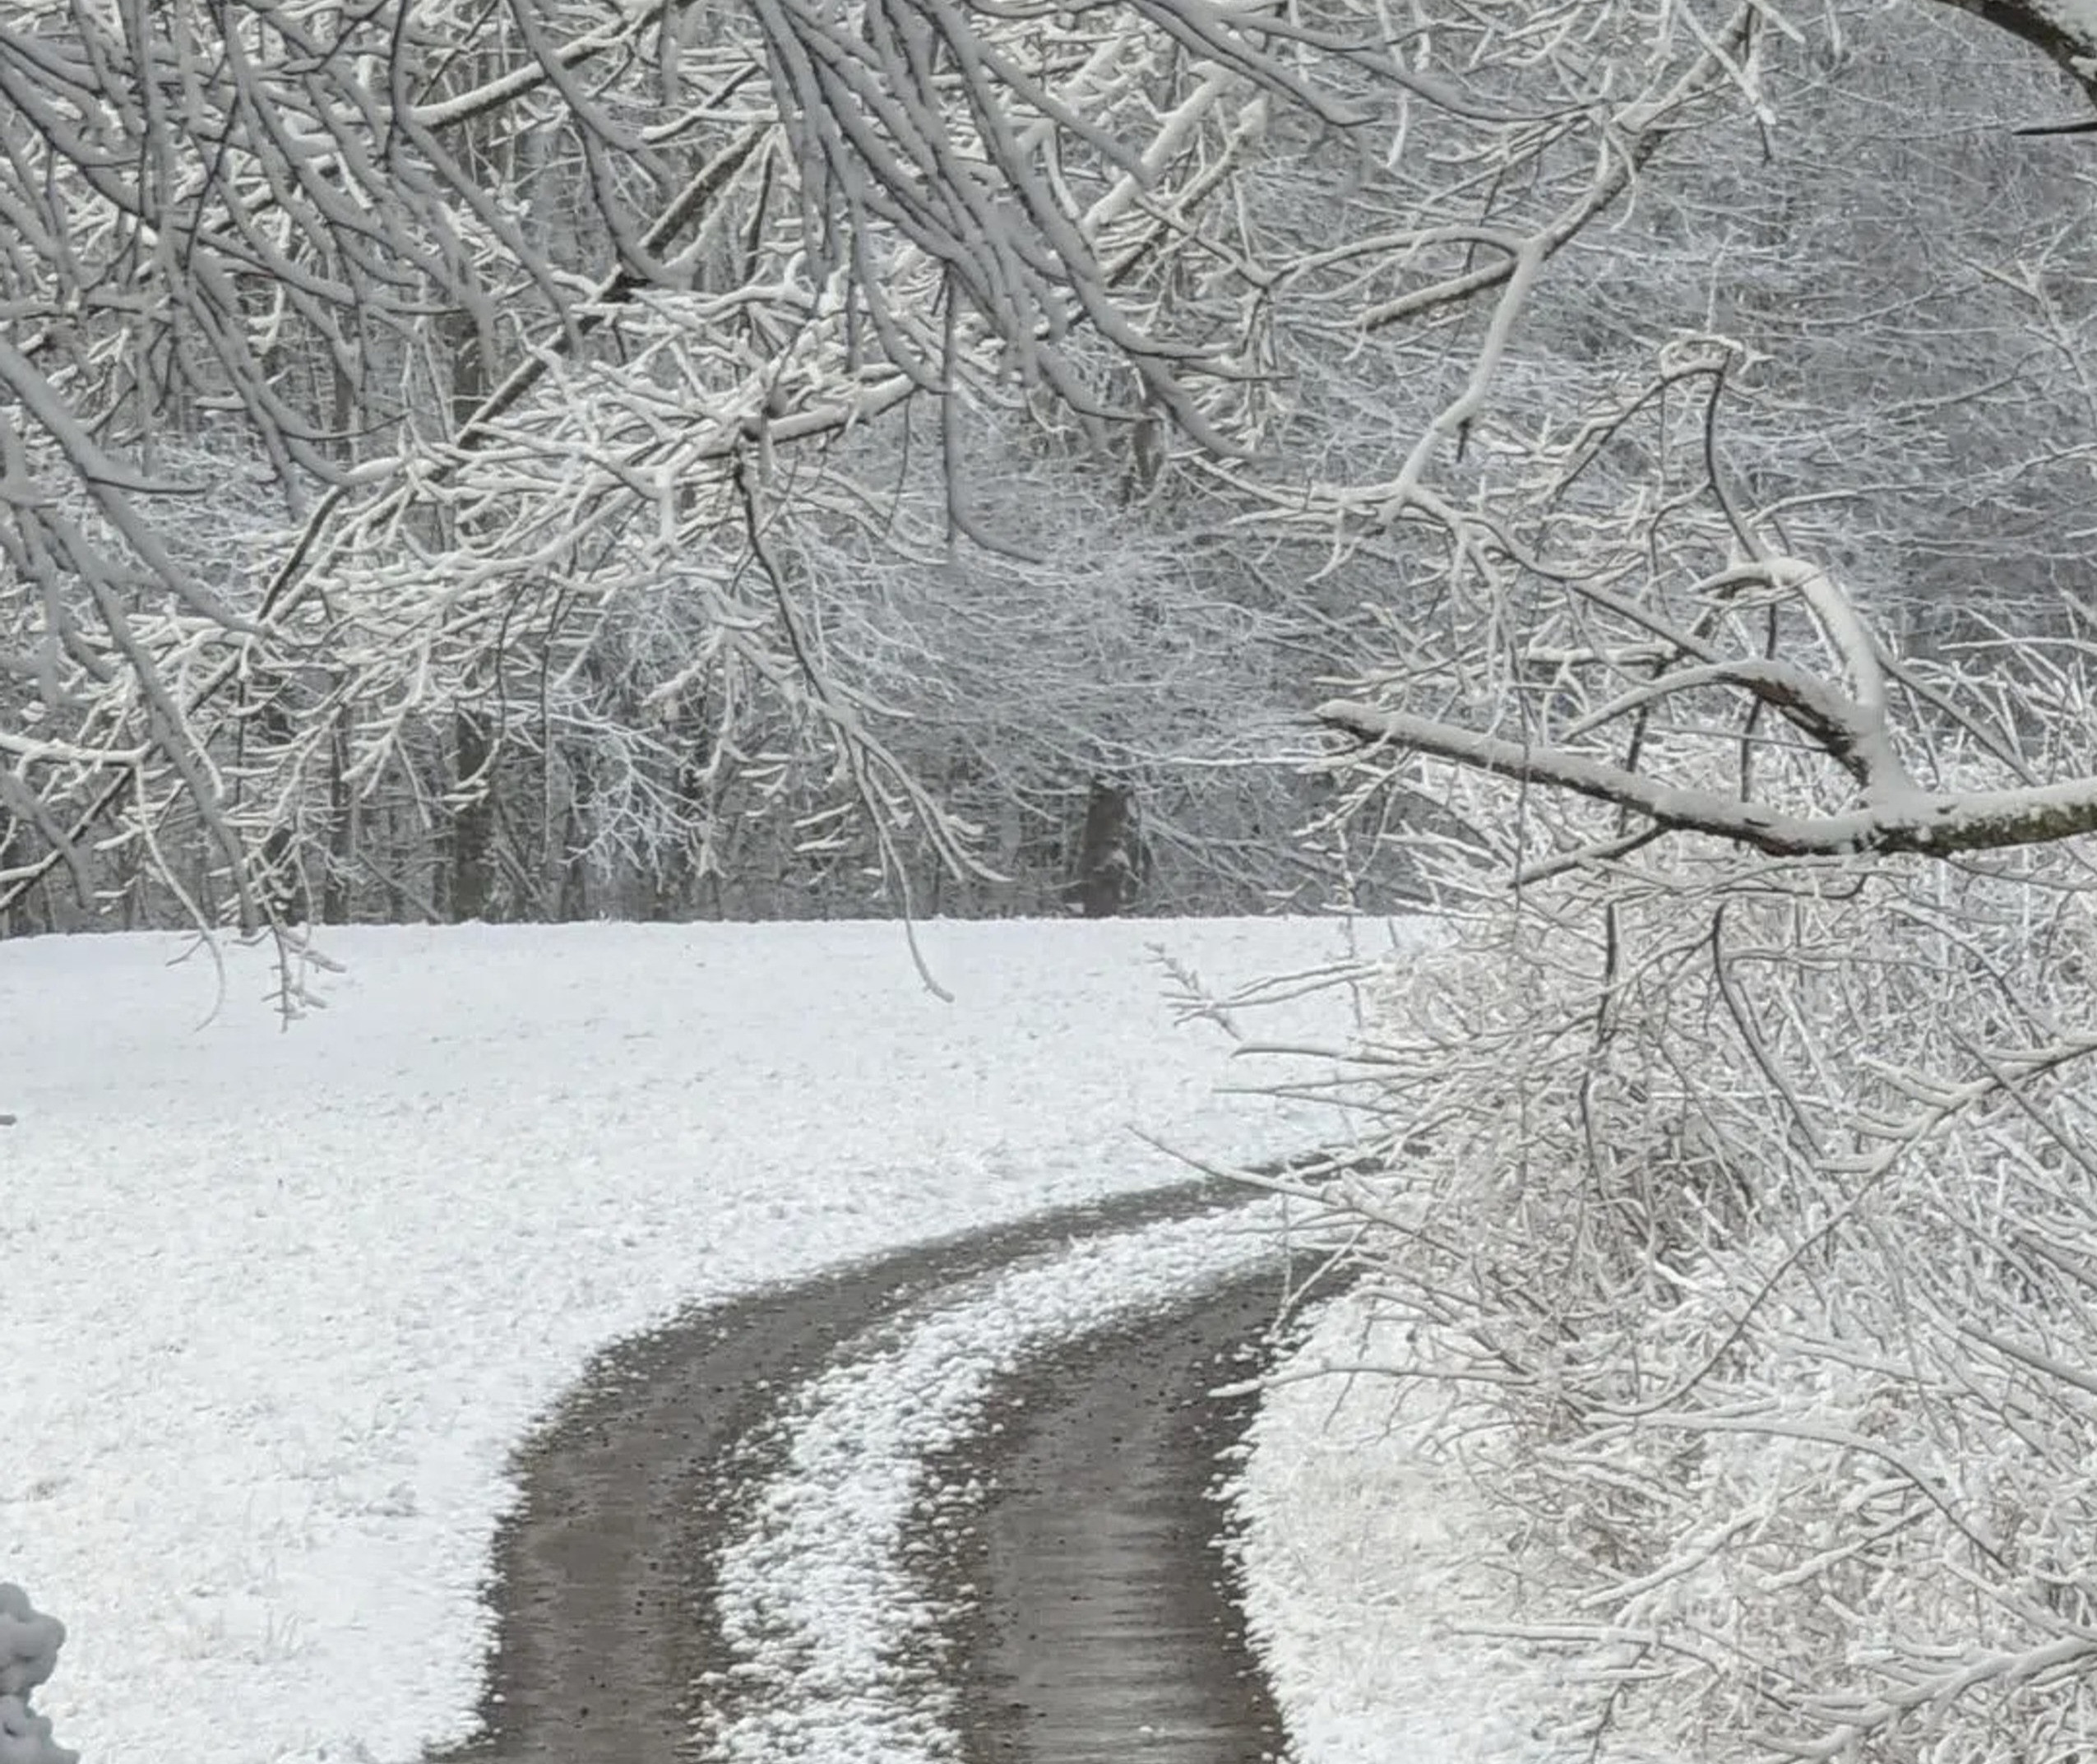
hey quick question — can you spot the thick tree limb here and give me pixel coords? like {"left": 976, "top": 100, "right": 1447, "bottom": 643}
{"left": 1937, "top": 0, "right": 2097, "bottom": 107}
{"left": 1319, "top": 699, "right": 2097, "bottom": 859}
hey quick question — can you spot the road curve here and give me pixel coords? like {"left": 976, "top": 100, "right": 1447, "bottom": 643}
{"left": 423, "top": 1176, "right": 1292, "bottom": 1764}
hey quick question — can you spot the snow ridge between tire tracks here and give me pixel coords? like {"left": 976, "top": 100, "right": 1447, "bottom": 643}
{"left": 689, "top": 1196, "right": 1289, "bottom": 1764}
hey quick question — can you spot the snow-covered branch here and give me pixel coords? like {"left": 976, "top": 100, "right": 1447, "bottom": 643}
{"left": 1319, "top": 697, "right": 2097, "bottom": 857}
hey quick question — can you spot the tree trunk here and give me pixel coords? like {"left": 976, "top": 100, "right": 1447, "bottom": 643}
{"left": 1071, "top": 777, "right": 1142, "bottom": 918}
{"left": 451, "top": 706, "right": 496, "bottom": 922}
{"left": 322, "top": 725, "right": 356, "bottom": 924}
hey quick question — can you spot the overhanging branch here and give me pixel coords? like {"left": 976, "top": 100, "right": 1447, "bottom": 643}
{"left": 1319, "top": 699, "right": 2097, "bottom": 859}
{"left": 1932, "top": 1, "right": 2097, "bottom": 109}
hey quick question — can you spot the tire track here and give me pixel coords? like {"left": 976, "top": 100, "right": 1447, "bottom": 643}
{"left": 933, "top": 1266, "right": 1292, "bottom": 1763}
{"left": 423, "top": 1176, "right": 1284, "bottom": 1764}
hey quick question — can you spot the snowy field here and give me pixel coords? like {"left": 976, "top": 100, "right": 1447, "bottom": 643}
{"left": 0, "top": 916, "right": 1384, "bottom": 1763}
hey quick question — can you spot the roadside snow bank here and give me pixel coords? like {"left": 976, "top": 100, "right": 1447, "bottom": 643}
{"left": 1234, "top": 1289, "right": 1678, "bottom": 1764}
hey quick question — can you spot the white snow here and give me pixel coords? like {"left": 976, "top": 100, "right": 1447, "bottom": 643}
{"left": 0, "top": 917, "right": 1364, "bottom": 1764}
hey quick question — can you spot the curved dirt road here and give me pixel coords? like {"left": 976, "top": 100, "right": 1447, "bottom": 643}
{"left": 424, "top": 1178, "right": 1293, "bottom": 1764}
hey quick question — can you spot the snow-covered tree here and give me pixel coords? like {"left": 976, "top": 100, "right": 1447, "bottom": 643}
{"left": 1276, "top": 12, "right": 2097, "bottom": 1760}
{"left": 2, "top": 0, "right": 1373, "bottom": 930}
{"left": 0, "top": 0, "right": 1854, "bottom": 935}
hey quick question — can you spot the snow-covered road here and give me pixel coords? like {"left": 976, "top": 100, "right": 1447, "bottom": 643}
{"left": 0, "top": 919, "right": 1367, "bottom": 1762}
{"left": 419, "top": 1171, "right": 1290, "bottom": 1764}
{"left": 701, "top": 1192, "right": 1287, "bottom": 1764}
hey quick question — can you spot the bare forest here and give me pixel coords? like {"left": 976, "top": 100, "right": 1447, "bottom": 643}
{"left": 3, "top": 0, "right": 2090, "bottom": 935}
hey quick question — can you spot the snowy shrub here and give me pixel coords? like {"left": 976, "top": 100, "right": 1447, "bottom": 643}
{"left": 0, "top": 1586, "right": 77, "bottom": 1764}
{"left": 1307, "top": 829, "right": 2097, "bottom": 1763}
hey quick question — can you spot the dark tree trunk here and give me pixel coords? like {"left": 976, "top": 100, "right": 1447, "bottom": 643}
{"left": 0, "top": 820, "right": 44, "bottom": 938}
{"left": 452, "top": 707, "right": 495, "bottom": 923}
{"left": 322, "top": 725, "right": 356, "bottom": 924}
{"left": 1071, "top": 777, "right": 1143, "bottom": 918}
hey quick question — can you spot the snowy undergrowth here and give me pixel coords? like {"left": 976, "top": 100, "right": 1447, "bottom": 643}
{"left": 0, "top": 918, "right": 1369, "bottom": 1764}
{"left": 1249, "top": 853, "right": 2097, "bottom": 1764}
{"left": 1234, "top": 1289, "right": 1681, "bottom": 1764}
{"left": 699, "top": 1199, "right": 1285, "bottom": 1764}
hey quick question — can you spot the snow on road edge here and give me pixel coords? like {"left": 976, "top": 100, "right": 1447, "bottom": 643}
{"left": 1234, "top": 1289, "right": 1680, "bottom": 1764}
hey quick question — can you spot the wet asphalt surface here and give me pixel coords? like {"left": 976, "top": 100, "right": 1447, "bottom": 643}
{"left": 422, "top": 1177, "right": 1293, "bottom": 1764}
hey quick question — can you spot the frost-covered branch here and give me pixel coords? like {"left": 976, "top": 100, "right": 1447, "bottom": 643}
{"left": 1319, "top": 697, "right": 2097, "bottom": 857}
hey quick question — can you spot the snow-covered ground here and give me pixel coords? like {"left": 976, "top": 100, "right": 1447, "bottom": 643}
{"left": 0, "top": 917, "right": 1377, "bottom": 1764}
